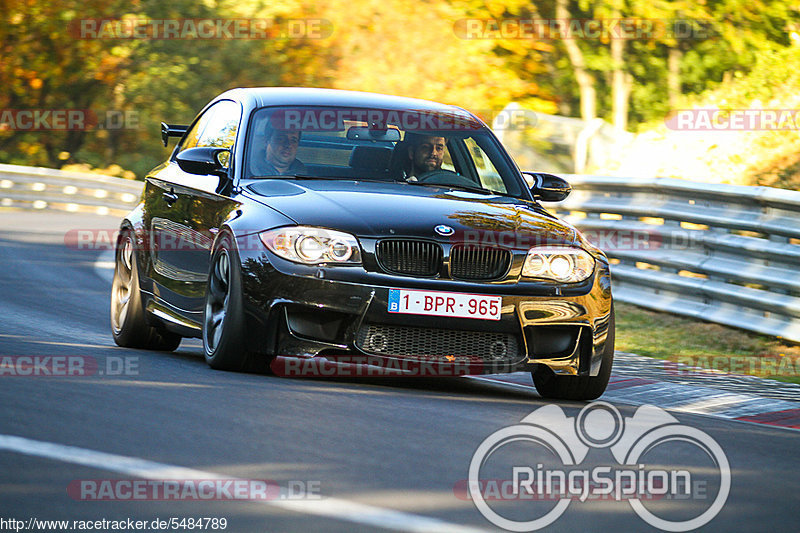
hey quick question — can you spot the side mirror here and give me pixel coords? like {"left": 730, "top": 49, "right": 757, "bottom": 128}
{"left": 346, "top": 126, "right": 401, "bottom": 142}
{"left": 523, "top": 172, "right": 572, "bottom": 202}
{"left": 175, "top": 147, "right": 230, "bottom": 177}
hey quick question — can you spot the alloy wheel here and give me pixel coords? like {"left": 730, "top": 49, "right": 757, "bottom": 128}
{"left": 204, "top": 249, "right": 230, "bottom": 353}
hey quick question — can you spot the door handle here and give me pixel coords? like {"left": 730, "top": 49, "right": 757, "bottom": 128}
{"left": 162, "top": 188, "right": 179, "bottom": 206}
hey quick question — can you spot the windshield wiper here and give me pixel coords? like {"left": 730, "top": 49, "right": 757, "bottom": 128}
{"left": 250, "top": 174, "right": 343, "bottom": 180}
{"left": 281, "top": 175, "right": 419, "bottom": 185}
{"left": 289, "top": 174, "right": 347, "bottom": 179}
{"left": 401, "top": 180, "right": 499, "bottom": 196}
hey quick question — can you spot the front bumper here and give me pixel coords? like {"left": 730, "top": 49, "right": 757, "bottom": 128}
{"left": 238, "top": 243, "right": 613, "bottom": 377}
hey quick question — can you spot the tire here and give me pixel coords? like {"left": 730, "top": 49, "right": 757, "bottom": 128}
{"left": 202, "top": 233, "right": 268, "bottom": 372}
{"left": 111, "top": 229, "right": 182, "bottom": 351}
{"left": 531, "top": 306, "right": 615, "bottom": 401}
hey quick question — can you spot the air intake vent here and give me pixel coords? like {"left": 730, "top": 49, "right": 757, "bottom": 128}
{"left": 375, "top": 240, "right": 442, "bottom": 277}
{"left": 450, "top": 245, "right": 511, "bottom": 281}
{"left": 356, "top": 324, "right": 523, "bottom": 363}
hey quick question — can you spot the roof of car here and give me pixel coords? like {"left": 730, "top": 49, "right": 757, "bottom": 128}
{"left": 216, "top": 87, "right": 483, "bottom": 125}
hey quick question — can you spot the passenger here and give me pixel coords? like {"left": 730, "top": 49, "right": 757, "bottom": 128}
{"left": 254, "top": 129, "right": 306, "bottom": 176}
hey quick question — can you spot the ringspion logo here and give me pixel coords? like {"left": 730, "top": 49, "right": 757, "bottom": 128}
{"left": 466, "top": 402, "right": 730, "bottom": 531}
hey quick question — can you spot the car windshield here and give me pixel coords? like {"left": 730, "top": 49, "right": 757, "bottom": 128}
{"left": 244, "top": 106, "right": 525, "bottom": 198}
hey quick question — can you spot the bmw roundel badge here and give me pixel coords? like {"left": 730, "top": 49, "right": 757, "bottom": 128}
{"left": 434, "top": 225, "right": 455, "bottom": 236}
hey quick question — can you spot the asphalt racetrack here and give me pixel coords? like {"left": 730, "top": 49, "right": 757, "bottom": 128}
{"left": 0, "top": 210, "right": 797, "bottom": 532}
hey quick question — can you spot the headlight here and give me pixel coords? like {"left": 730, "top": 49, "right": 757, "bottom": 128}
{"left": 522, "top": 247, "right": 594, "bottom": 283}
{"left": 259, "top": 227, "right": 362, "bottom": 265}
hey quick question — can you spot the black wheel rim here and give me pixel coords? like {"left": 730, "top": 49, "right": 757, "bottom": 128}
{"left": 111, "top": 236, "right": 133, "bottom": 334}
{"left": 204, "top": 249, "right": 230, "bottom": 354}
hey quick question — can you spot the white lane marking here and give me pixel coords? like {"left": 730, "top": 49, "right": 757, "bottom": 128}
{"left": 466, "top": 376, "right": 535, "bottom": 392}
{"left": 669, "top": 392, "right": 775, "bottom": 415}
{"left": 606, "top": 383, "right": 714, "bottom": 408}
{"left": 94, "top": 249, "right": 115, "bottom": 283}
{"left": 471, "top": 374, "right": 800, "bottom": 430}
{"left": 713, "top": 397, "right": 799, "bottom": 419}
{"left": 0, "top": 433, "right": 486, "bottom": 533}
{"left": 602, "top": 382, "right": 800, "bottom": 417}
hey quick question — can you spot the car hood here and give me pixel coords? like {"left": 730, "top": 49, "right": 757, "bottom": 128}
{"left": 244, "top": 179, "right": 579, "bottom": 247}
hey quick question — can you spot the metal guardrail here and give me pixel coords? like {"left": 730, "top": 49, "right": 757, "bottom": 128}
{"left": 0, "top": 163, "right": 142, "bottom": 217}
{"left": 1, "top": 164, "right": 799, "bottom": 342}
{"left": 547, "top": 175, "right": 800, "bottom": 343}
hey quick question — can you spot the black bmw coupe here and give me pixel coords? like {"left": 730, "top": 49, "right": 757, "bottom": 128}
{"left": 110, "top": 88, "right": 614, "bottom": 400}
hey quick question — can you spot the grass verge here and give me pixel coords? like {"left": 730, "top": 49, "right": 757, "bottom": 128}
{"left": 615, "top": 302, "right": 800, "bottom": 384}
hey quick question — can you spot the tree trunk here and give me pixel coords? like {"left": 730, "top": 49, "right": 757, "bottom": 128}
{"left": 668, "top": 47, "right": 682, "bottom": 109}
{"left": 611, "top": 25, "right": 630, "bottom": 131}
{"left": 556, "top": 0, "right": 595, "bottom": 121}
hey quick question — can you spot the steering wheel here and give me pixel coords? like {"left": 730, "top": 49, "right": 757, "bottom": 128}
{"left": 415, "top": 169, "right": 475, "bottom": 187}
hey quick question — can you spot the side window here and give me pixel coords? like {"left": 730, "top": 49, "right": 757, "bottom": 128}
{"left": 463, "top": 136, "right": 507, "bottom": 193}
{"left": 442, "top": 147, "right": 455, "bottom": 172}
{"left": 177, "top": 111, "right": 213, "bottom": 154}
{"left": 197, "top": 100, "right": 241, "bottom": 168}
{"left": 176, "top": 100, "right": 241, "bottom": 166}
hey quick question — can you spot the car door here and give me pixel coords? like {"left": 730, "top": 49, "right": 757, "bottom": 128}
{"left": 143, "top": 100, "right": 243, "bottom": 324}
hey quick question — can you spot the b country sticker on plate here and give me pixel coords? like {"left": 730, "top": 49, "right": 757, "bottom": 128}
{"left": 387, "top": 288, "right": 502, "bottom": 320}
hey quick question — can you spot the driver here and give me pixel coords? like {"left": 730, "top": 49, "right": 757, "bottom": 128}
{"left": 405, "top": 133, "right": 447, "bottom": 181}
{"left": 254, "top": 128, "right": 307, "bottom": 176}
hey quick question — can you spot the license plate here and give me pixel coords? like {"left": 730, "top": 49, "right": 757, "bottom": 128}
{"left": 388, "top": 289, "right": 502, "bottom": 320}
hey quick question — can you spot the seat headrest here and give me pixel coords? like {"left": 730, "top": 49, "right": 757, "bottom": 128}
{"left": 349, "top": 145, "right": 393, "bottom": 171}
